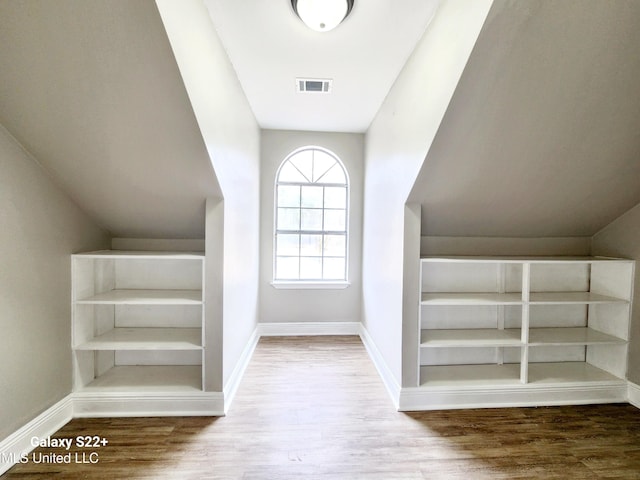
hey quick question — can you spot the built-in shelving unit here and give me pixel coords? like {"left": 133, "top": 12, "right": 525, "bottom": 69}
{"left": 409, "top": 256, "right": 634, "bottom": 410}
{"left": 71, "top": 251, "right": 221, "bottom": 416}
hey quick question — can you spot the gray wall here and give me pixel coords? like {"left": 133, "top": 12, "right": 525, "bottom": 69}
{"left": 0, "top": 125, "right": 109, "bottom": 441}
{"left": 0, "top": 0, "right": 222, "bottom": 238}
{"left": 409, "top": 0, "right": 640, "bottom": 237}
{"left": 592, "top": 202, "right": 640, "bottom": 385}
{"left": 259, "top": 130, "right": 364, "bottom": 325}
{"left": 421, "top": 236, "right": 591, "bottom": 256}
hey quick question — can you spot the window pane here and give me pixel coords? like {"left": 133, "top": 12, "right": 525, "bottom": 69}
{"left": 320, "top": 163, "right": 346, "bottom": 184}
{"left": 301, "top": 186, "right": 323, "bottom": 208}
{"left": 324, "top": 210, "right": 346, "bottom": 231}
{"left": 323, "top": 257, "right": 346, "bottom": 280}
{"left": 274, "top": 148, "right": 349, "bottom": 283}
{"left": 278, "top": 162, "right": 308, "bottom": 183}
{"left": 312, "top": 150, "right": 337, "bottom": 182}
{"left": 276, "top": 257, "right": 299, "bottom": 279}
{"left": 324, "top": 186, "right": 346, "bottom": 209}
{"left": 324, "top": 235, "right": 346, "bottom": 257}
{"left": 289, "top": 151, "right": 313, "bottom": 182}
{"left": 277, "top": 208, "right": 300, "bottom": 230}
{"left": 300, "top": 209, "right": 323, "bottom": 231}
{"left": 300, "top": 257, "right": 322, "bottom": 279}
{"left": 300, "top": 234, "right": 322, "bottom": 256}
{"left": 277, "top": 185, "right": 300, "bottom": 207}
{"left": 276, "top": 234, "right": 299, "bottom": 256}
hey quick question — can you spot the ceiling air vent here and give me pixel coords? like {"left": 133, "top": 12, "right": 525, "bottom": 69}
{"left": 296, "top": 78, "right": 332, "bottom": 94}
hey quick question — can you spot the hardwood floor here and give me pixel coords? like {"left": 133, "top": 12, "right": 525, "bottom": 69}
{"left": 3, "top": 336, "right": 640, "bottom": 479}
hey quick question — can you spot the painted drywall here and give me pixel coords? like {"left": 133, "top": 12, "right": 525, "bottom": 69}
{"left": 362, "top": 0, "right": 493, "bottom": 387}
{"left": 259, "top": 130, "right": 364, "bottom": 324}
{"left": 156, "top": 0, "right": 261, "bottom": 391}
{"left": 421, "top": 236, "right": 591, "bottom": 256}
{"left": 0, "top": 0, "right": 221, "bottom": 238}
{"left": 592, "top": 202, "right": 640, "bottom": 385}
{"left": 202, "top": 0, "right": 439, "bottom": 133}
{"left": 409, "top": 0, "right": 640, "bottom": 237}
{"left": 0, "top": 125, "right": 109, "bottom": 441}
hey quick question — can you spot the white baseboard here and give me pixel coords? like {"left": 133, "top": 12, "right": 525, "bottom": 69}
{"left": 257, "top": 321, "right": 361, "bottom": 336}
{"left": 73, "top": 392, "right": 225, "bottom": 418}
{"left": 0, "top": 395, "right": 73, "bottom": 476}
{"left": 358, "top": 325, "right": 401, "bottom": 409}
{"left": 628, "top": 381, "right": 640, "bottom": 409}
{"left": 398, "top": 383, "right": 629, "bottom": 411}
{"left": 223, "top": 328, "right": 260, "bottom": 413}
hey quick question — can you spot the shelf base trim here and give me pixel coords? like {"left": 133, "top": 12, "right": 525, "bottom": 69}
{"left": 72, "top": 392, "right": 224, "bottom": 417}
{"left": 398, "top": 383, "right": 628, "bottom": 411}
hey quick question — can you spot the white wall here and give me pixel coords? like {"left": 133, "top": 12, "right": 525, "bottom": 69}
{"left": 156, "top": 0, "right": 260, "bottom": 391}
{"left": 259, "top": 130, "right": 364, "bottom": 325}
{"left": 592, "top": 202, "right": 640, "bottom": 385}
{"left": 0, "top": 125, "right": 109, "bottom": 441}
{"left": 362, "top": 0, "right": 494, "bottom": 388}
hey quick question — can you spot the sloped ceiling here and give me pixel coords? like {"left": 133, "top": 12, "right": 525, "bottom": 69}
{"left": 409, "top": 0, "right": 640, "bottom": 237}
{"left": 0, "top": 0, "right": 221, "bottom": 238}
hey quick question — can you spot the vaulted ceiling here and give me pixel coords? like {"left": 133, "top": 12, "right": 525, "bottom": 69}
{"left": 0, "top": 0, "right": 638, "bottom": 240}
{"left": 0, "top": 0, "right": 221, "bottom": 238}
{"left": 409, "top": 0, "right": 640, "bottom": 237}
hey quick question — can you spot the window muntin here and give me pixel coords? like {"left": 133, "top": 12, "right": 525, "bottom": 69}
{"left": 274, "top": 147, "right": 348, "bottom": 282}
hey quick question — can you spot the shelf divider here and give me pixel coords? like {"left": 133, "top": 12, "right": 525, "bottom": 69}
{"left": 520, "top": 262, "right": 530, "bottom": 384}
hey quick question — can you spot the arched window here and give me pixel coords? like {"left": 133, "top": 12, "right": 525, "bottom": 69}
{"left": 274, "top": 147, "right": 349, "bottom": 282}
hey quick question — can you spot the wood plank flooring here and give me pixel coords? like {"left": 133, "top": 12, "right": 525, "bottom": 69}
{"left": 3, "top": 335, "right": 640, "bottom": 479}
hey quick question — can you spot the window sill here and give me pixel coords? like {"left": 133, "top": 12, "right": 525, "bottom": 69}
{"left": 271, "top": 281, "right": 350, "bottom": 290}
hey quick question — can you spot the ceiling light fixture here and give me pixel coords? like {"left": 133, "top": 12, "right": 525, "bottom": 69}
{"left": 291, "top": 0, "right": 354, "bottom": 32}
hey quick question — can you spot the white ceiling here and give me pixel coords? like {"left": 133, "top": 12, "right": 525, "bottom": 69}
{"left": 203, "top": 0, "right": 440, "bottom": 133}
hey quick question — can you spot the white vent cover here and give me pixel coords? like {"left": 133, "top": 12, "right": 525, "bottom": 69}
{"left": 296, "top": 78, "right": 332, "bottom": 93}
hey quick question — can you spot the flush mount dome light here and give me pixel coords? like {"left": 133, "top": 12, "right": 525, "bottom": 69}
{"left": 291, "top": 0, "right": 354, "bottom": 32}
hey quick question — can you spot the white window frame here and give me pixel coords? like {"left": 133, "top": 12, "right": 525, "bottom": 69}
{"left": 272, "top": 146, "right": 350, "bottom": 289}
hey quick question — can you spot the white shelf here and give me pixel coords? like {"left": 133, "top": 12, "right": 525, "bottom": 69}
{"left": 529, "top": 292, "right": 627, "bottom": 304}
{"left": 420, "top": 364, "right": 522, "bottom": 387}
{"left": 419, "top": 362, "right": 623, "bottom": 388}
{"left": 74, "top": 250, "right": 204, "bottom": 259}
{"left": 528, "top": 327, "right": 625, "bottom": 346}
{"left": 417, "top": 256, "right": 633, "bottom": 408}
{"left": 76, "top": 289, "right": 203, "bottom": 305}
{"left": 78, "top": 366, "right": 202, "bottom": 392}
{"left": 75, "top": 328, "right": 202, "bottom": 350}
{"left": 527, "top": 362, "right": 623, "bottom": 385}
{"left": 420, "top": 329, "right": 522, "bottom": 347}
{"left": 421, "top": 292, "right": 523, "bottom": 305}
{"left": 72, "top": 250, "right": 207, "bottom": 405}
{"left": 421, "top": 256, "right": 626, "bottom": 264}
{"left": 420, "top": 292, "right": 626, "bottom": 305}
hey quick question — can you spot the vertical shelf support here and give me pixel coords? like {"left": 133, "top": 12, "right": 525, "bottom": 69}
{"left": 520, "top": 262, "right": 530, "bottom": 384}
{"left": 417, "top": 259, "right": 425, "bottom": 387}
{"left": 496, "top": 263, "right": 506, "bottom": 365}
